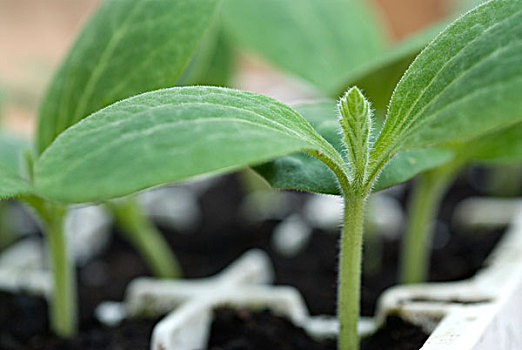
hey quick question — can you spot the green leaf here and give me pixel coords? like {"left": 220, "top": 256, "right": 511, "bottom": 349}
{"left": 0, "top": 166, "right": 33, "bottom": 200}
{"left": 221, "top": 0, "right": 386, "bottom": 95}
{"left": 0, "top": 131, "right": 32, "bottom": 199}
{"left": 253, "top": 147, "right": 454, "bottom": 196}
{"left": 375, "top": 149, "right": 454, "bottom": 190}
{"left": 254, "top": 101, "right": 455, "bottom": 195}
{"left": 176, "top": 25, "right": 234, "bottom": 87}
{"left": 34, "top": 87, "right": 339, "bottom": 203}
{"left": 36, "top": 0, "right": 221, "bottom": 154}
{"left": 374, "top": 0, "right": 522, "bottom": 162}
{"left": 466, "top": 122, "right": 522, "bottom": 164}
{"left": 254, "top": 152, "right": 340, "bottom": 195}
{"left": 0, "top": 130, "right": 27, "bottom": 175}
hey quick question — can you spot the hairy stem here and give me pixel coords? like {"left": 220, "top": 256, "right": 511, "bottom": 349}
{"left": 108, "top": 198, "right": 182, "bottom": 278}
{"left": 338, "top": 192, "right": 367, "bottom": 350}
{"left": 399, "top": 161, "right": 463, "bottom": 284}
{"left": 23, "top": 196, "right": 77, "bottom": 337}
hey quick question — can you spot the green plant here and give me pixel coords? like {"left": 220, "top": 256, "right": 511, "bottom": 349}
{"left": 11, "top": 1, "right": 518, "bottom": 348}
{"left": 220, "top": 0, "right": 456, "bottom": 114}
{"left": 0, "top": 129, "right": 27, "bottom": 248}
{"left": 0, "top": 0, "right": 222, "bottom": 337}
{"left": 223, "top": 0, "right": 522, "bottom": 287}
{"left": 399, "top": 121, "right": 522, "bottom": 284}
{"left": 394, "top": 0, "right": 522, "bottom": 285}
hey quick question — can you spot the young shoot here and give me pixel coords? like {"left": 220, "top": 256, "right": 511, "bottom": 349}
{"left": 335, "top": 88, "right": 373, "bottom": 349}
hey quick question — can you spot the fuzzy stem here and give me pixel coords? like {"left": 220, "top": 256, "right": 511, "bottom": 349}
{"left": 108, "top": 198, "right": 182, "bottom": 278}
{"left": 338, "top": 192, "right": 367, "bottom": 350}
{"left": 399, "top": 161, "right": 462, "bottom": 284}
{"left": 46, "top": 206, "right": 77, "bottom": 337}
{"left": 23, "top": 196, "right": 77, "bottom": 337}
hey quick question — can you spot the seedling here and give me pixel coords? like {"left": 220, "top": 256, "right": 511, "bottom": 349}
{"left": 0, "top": 0, "right": 222, "bottom": 337}
{"left": 14, "top": 1, "right": 518, "bottom": 348}
{"left": 399, "top": 121, "right": 522, "bottom": 284}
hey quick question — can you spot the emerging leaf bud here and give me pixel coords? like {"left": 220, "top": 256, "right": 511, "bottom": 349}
{"left": 338, "top": 86, "right": 373, "bottom": 189}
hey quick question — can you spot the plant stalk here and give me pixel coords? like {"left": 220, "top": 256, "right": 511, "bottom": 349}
{"left": 46, "top": 205, "right": 77, "bottom": 337}
{"left": 338, "top": 192, "right": 367, "bottom": 350}
{"left": 399, "top": 161, "right": 462, "bottom": 284}
{"left": 23, "top": 196, "right": 77, "bottom": 337}
{"left": 108, "top": 198, "right": 182, "bottom": 278}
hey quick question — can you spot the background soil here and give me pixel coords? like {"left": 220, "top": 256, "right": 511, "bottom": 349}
{"left": 1, "top": 172, "right": 502, "bottom": 350}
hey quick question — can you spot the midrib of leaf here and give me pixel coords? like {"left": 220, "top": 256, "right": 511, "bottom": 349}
{"left": 58, "top": 117, "right": 304, "bottom": 177}
{"left": 65, "top": 2, "right": 146, "bottom": 130}
{"left": 69, "top": 102, "right": 316, "bottom": 145}
{"left": 53, "top": 1, "right": 144, "bottom": 140}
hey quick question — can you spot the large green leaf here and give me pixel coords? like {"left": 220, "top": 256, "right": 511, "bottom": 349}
{"left": 373, "top": 0, "right": 522, "bottom": 163}
{"left": 0, "top": 166, "right": 32, "bottom": 200}
{"left": 375, "top": 149, "right": 454, "bottom": 190}
{"left": 254, "top": 101, "right": 454, "bottom": 195}
{"left": 0, "top": 131, "right": 32, "bottom": 199}
{"left": 0, "top": 131, "right": 27, "bottom": 175}
{"left": 221, "top": 0, "right": 385, "bottom": 95}
{"left": 34, "top": 87, "right": 340, "bottom": 203}
{"left": 465, "top": 122, "right": 522, "bottom": 164}
{"left": 176, "top": 25, "right": 234, "bottom": 87}
{"left": 36, "top": 0, "right": 220, "bottom": 154}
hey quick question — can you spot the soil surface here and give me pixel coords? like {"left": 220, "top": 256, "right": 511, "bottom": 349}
{"left": 0, "top": 174, "right": 505, "bottom": 349}
{"left": 0, "top": 291, "right": 159, "bottom": 350}
{"left": 204, "top": 307, "right": 428, "bottom": 350}
{"left": 79, "top": 174, "right": 504, "bottom": 318}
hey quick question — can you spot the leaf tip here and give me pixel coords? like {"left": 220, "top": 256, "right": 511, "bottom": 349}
{"left": 339, "top": 86, "right": 369, "bottom": 117}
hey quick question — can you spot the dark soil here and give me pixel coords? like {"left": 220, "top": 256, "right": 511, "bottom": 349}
{"left": 204, "top": 307, "right": 428, "bottom": 350}
{"left": 81, "top": 174, "right": 503, "bottom": 318}
{"left": 0, "top": 172, "right": 506, "bottom": 349}
{"left": 0, "top": 291, "right": 159, "bottom": 350}
{"left": 206, "top": 307, "right": 336, "bottom": 350}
